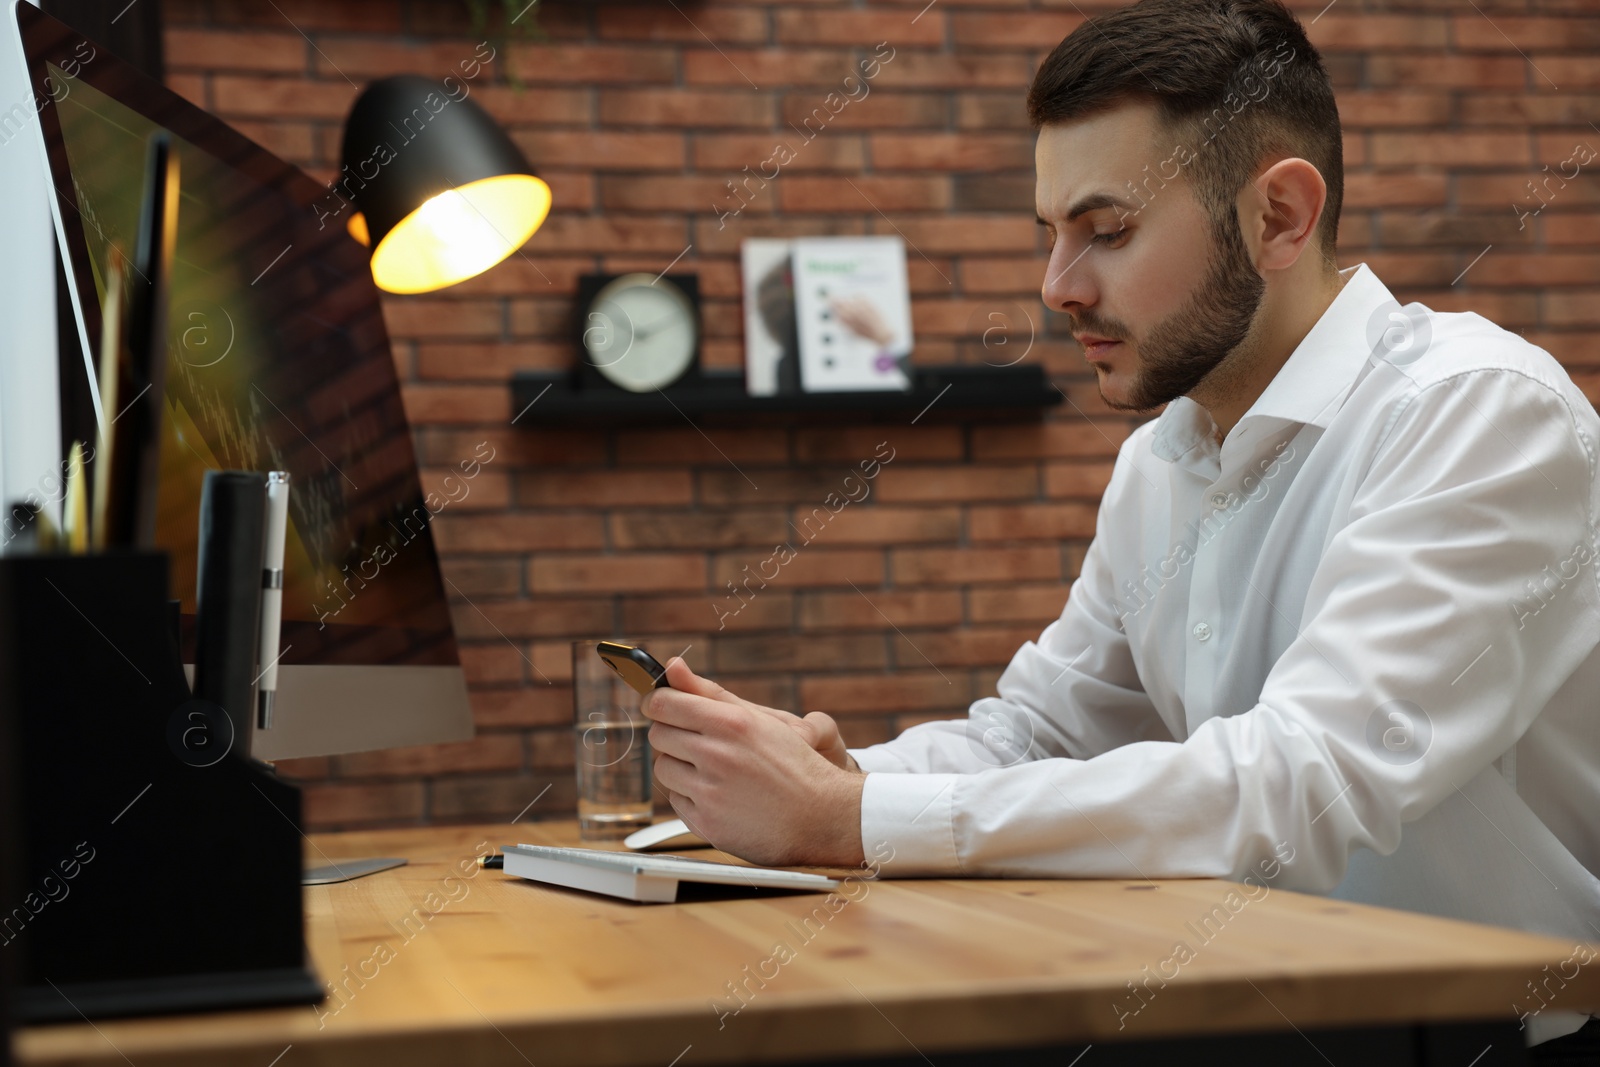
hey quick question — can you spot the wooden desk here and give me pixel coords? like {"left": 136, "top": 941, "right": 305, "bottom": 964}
{"left": 16, "top": 821, "right": 1600, "bottom": 1066}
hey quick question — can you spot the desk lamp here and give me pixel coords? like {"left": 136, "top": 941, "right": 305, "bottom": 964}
{"left": 339, "top": 74, "right": 551, "bottom": 294}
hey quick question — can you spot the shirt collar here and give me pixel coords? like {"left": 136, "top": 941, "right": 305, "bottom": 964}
{"left": 1151, "top": 262, "right": 1392, "bottom": 463}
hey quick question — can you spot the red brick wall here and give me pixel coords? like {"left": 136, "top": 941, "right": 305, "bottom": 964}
{"left": 159, "top": 0, "right": 1600, "bottom": 830}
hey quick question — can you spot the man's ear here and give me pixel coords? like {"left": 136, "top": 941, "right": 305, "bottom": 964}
{"left": 1240, "top": 157, "right": 1326, "bottom": 272}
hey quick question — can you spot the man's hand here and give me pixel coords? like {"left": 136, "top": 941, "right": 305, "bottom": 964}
{"left": 640, "top": 657, "right": 866, "bottom": 867}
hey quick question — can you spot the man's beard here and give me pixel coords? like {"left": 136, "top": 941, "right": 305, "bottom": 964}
{"left": 1080, "top": 214, "right": 1266, "bottom": 413}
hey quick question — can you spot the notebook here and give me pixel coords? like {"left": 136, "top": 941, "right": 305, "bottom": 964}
{"left": 500, "top": 843, "right": 842, "bottom": 904}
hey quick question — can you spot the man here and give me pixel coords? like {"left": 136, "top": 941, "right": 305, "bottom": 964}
{"left": 642, "top": 0, "right": 1600, "bottom": 1050}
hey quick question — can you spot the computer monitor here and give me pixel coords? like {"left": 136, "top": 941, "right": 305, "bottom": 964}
{"left": 4, "top": 3, "right": 474, "bottom": 760}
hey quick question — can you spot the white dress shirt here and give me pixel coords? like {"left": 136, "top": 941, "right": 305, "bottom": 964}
{"left": 849, "top": 263, "right": 1600, "bottom": 1040}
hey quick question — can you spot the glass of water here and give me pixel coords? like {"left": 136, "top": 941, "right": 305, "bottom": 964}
{"left": 572, "top": 640, "right": 654, "bottom": 841}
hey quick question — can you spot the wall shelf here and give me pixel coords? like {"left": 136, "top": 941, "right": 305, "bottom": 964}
{"left": 509, "top": 365, "right": 1063, "bottom": 427}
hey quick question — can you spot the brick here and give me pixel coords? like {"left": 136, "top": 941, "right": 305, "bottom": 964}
{"left": 889, "top": 626, "right": 1037, "bottom": 668}
{"left": 402, "top": 384, "right": 509, "bottom": 424}
{"left": 799, "top": 588, "right": 964, "bottom": 631}
{"left": 419, "top": 467, "right": 510, "bottom": 511}
{"left": 416, "top": 342, "right": 567, "bottom": 380}
{"left": 202, "top": 0, "right": 404, "bottom": 31}
{"left": 781, "top": 91, "right": 947, "bottom": 130}
{"left": 969, "top": 583, "right": 1072, "bottom": 624}
{"left": 383, "top": 299, "right": 503, "bottom": 340}
{"left": 301, "top": 781, "right": 425, "bottom": 831}
{"left": 969, "top": 503, "right": 1099, "bottom": 541}
{"left": 164, "top": 72, "right": 207, "bottom": 108}
{"left": 1543, "top": 290, "right": 1600, "bottom": 327}
{"left": 624, "top": 592, "right": 796, "bottom": 633}
{"left": 1341, "top": 173, "right": 1449, "bottom": 210}
{"left": 1377, "top": 212, "right": 1532, "bottom": 247}
{"left": 505, "top": 42, "right": 677, "bottom": 84}
{"left": 779, "top": 176, "right": 952, "bottom": 212}
{"left": 532, "top": 552, "right": 707, "bottom": 593}
{"left": 869, "top": 52, "right": 1034, "bottom": 90}
{"left": 271, "top": 756, "right": 330, "bottom": 782}
{"left": 599, "top": 89, "right": 775, "bottom": 128}
{"left": 451, "top": 598, "right": 613, "bottom": 641}
{"left": 468, "top": 86, "right": 592, "bottom": 126}
{"left": 685, "top": 47, "right": 854, "bottom": 87}
{"left": 335, "top": 733, "right": 525, "bottom": 778}
{"left": 1452, "top": 15, "right": 1600, "bottom": 49}
{"left": 515, "top": 469, "right": 693, "bottom": 507}
{"left": 871, "top": 132, "right": 1034, "bottom": 171}
{"left": 953, "top": 175, "right": 1035, "bottom": 213}
{"left": 459, "top": 643, "right": 528, "bottom": 686}
{"left": 165, "top": 28, "right": 306, "bottom": 73}
{"left": 430, "top": 773, "right": 576, "bottom": 821}
{"left": 971, "top": 422, "right": 1129, "bottom": 460}
{"left": 950, "top": 12, "right": 1081, "bottom": 47}
{"left": 528, "top": 728, "right": 576, "bottom": 770}
{"left": 1468, "top": 253, "right": 1600, "bottom": 286}
{"left": 711, "top": 547, "right": 883, "bottom": 588}
{"left": 514, "top": 130, "right": 685, "bottom": 171}
{"left": 597, "top": 4, "right": 770, "bottom": 43}
{"left": 211, "top": 75, "right": 358, "bottom": 119}
{"left": 799, "top": 671, "right": 972, "bottom": 716}
{"left": 1367, "top": 55, "right": 1527, "bottom": 89}
{"left": 1458, "top": 93, "right": 1599, "bottom": 125}
{"left": 602, "top": 175, "right": 773, "bottom": 214}
{"left": 797, "top": 504, "right": 962, "bottom": 544}
{"left": 892, "top": 545, "right": 1061, "bottom": 584}
{"left": 775, "top": 10, "right": 945, "bottom": 46}
{"left": 438, "top": 558, "right": 522, "bottom": 598}
{"left": 712, "top": 633, "right": 890, "bottom": 672}
{"left": 873, "top": 463, "right": 1039, "bottom": 502}
{"left": 954, "top": 93, "right": 1031, "bottom": 130}
{"left": 609, "top": 509, "right": 790, "bottom": 549}
{"left": 1371, "top": 131, "right": 1532, "bottom": 167}
{"left": 470, "top": 685, "right": 575, "bottom": 728}
{"left": 1358, "top": 252, "right": 1461, "bottom": 288}
{"left": 1044, "top": 461, "right": 1116, "bottom": 499}
{"left": 432, "top": 513, "right": 604, "bottom": 553}
{"left": 615, "top": 428, "right": 790, "bottom": 465}
{"left": 1335, "top": 91, "right": 1451, "bottom": 127}
{"left": 1307, "top": 14, "right": 1448, "bottom": 50}
{"left": 526, "top": 215, "right": 690, "bottom": 253}
{"left": 793, "top": 426, "right": 962, "bottom": 462}
{"left": 693, "top": 132, "right": 867, "bottom": 172}
{"left": 883, "top": 216, "right": 1038, "bottom": 254}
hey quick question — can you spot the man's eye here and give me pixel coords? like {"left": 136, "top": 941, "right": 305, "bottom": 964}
{"left": 1092, "top": 229, "right": 1128, "bottom": 247}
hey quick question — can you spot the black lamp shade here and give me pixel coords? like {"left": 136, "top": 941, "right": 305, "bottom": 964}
{"left": 339, "top": 74, "right": 550, "bottom": 294}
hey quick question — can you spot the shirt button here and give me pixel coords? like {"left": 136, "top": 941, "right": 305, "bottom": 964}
{"left": 1192, "top": 622, "right": 1213, "bottom": 641}
{"left": 1210, "top": 492, "right": 1230, "bottom": 509}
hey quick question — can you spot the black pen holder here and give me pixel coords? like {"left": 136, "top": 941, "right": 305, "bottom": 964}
{"left": 0, "top": 550, "right": 320, "bottom": 1021}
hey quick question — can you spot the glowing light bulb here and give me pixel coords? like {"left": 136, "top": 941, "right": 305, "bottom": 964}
{"left": 369, "top": 174, "right": 551, "bottom": 295}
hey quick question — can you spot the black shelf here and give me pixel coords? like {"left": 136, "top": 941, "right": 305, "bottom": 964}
{"left": 509, "top": 364, "right": 1062, "bottom": 427}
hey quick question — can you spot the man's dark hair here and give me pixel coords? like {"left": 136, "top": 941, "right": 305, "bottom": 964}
{"left": 1027, "top": 0, "right": 1343, "bottom": 260}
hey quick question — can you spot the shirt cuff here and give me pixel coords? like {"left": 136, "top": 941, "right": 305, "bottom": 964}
{"left": 859, "top": 772, "right": 963, "bottom": 877}
{"left": 847, "top": 744, "right": 911, "bottom": 774}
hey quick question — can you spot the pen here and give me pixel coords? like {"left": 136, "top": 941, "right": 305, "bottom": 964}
{"left": 92, "top": 245, "right": 127, "bottom": 552}
{"left": 478, "top": 854, "right": 504, "bottom": 869}
{"left": 63, "top": 441, "right": 87, "bottom": 554}
{"left": 256, "top": 471, "right": 290, "bottom": 730}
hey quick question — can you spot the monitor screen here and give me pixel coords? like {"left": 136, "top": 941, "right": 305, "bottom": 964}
{"left": 15, "top": 5, "right": 473, "bottom": 758}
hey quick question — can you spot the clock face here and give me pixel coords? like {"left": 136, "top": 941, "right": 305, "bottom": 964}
{"left": 583, "top": 274, "right": 698, "bottom": 392}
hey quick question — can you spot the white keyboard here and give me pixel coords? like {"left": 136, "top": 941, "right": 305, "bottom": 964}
{"left": 501, "top": 843, "right": 842, "bottom": 903}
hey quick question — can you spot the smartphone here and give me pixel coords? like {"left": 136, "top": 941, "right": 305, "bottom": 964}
{"left": 596, "top": 641, "right": 670, "bottom": 695}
